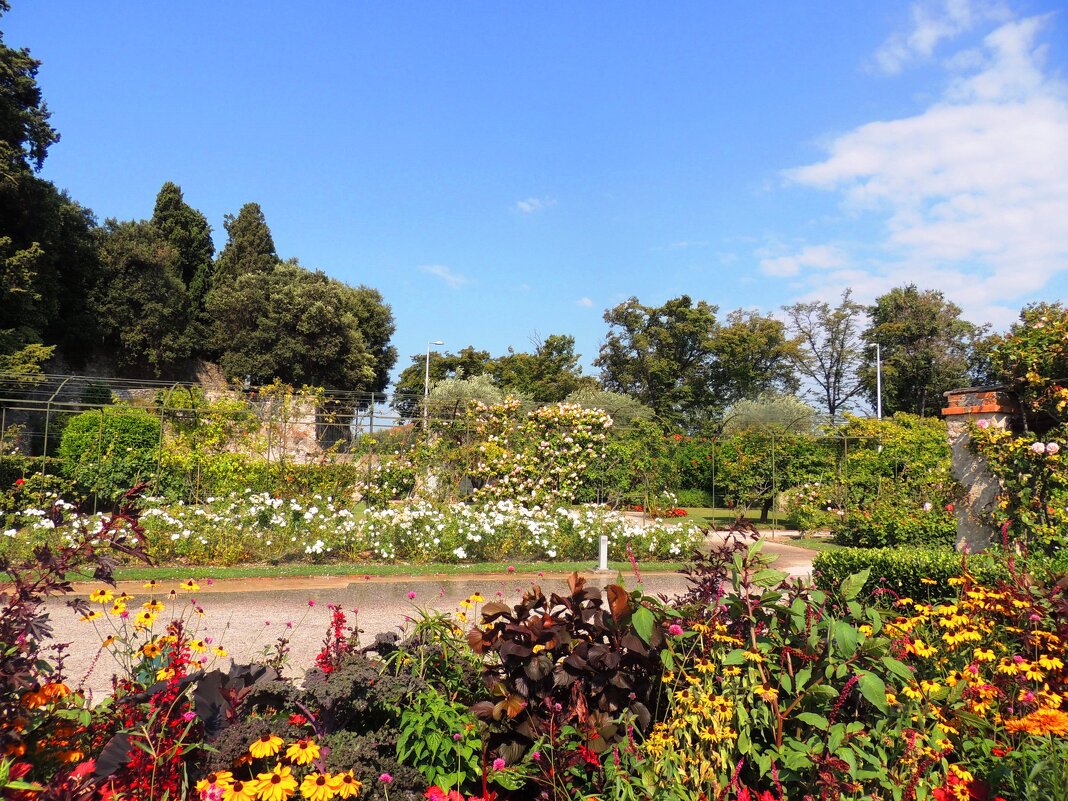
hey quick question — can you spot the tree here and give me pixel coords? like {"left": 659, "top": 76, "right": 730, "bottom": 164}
{"left": 211, "top": 202, "right": 278, "bottom": 281}
{"left": 783, "top": 290, "right": 867, "bottom": 422}
{"left": 151, "top": 182, "right": 214, "bottom": 310}
{"left": 92, "top": 220, "right": 190, "bottom": 371}
{"left": 0, "top": 0, "right": 58, "bottom": 182}
{"left": 208, "top": 260, "right": 393, "bottom": 391}
{"left": 721, "top": 394, "right": 819, "bottom": 436}
{"left": 565, "top": 387, "right": 654, "bottom": 428}
{"left": 707, "top": 310, "right": 799, "bottom": 411}
{"left": 595, "top": 295, "right": 720, "bottom": 427}
{"left": 862, "top": 285, "right": 979, "bottom": 416}
{"left": 490, "top": 333, "right": 594, "bottom": 404}
{"left": 392, "top": 346, "right": 493, "bottom": 418}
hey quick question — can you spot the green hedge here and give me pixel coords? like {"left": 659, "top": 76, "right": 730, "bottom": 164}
{"left": 58, "top": 407, "right": 162, "bottom": 503}
{"left": 813, "top": 546, "right": 1009, "bottom": 602}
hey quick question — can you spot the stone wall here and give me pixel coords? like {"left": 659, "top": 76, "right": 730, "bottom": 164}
{"left": 942, "top": 386, "right": 1021, "bottom": 552}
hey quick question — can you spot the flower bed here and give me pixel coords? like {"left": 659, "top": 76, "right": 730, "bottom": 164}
{"left": 1, "top": 492, "right": 702, "bottom": 566}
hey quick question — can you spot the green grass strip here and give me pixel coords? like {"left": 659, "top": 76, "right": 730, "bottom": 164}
{"left": 69, "top": 560, "right": 687, "bottom": 583}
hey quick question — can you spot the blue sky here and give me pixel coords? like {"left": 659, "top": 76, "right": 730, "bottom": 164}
{"left": 7, "top": 1, "right": 1068, "bottom": 382}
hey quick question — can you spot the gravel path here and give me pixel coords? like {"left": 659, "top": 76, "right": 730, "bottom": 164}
{"left": 42, "top": 538, "right": 815, "bottom": 701}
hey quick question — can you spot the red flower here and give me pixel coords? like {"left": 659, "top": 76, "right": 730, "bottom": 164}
{"left": 288, "top": 713, "right": 308, "bottom": 726}
{"left": 576, "top": 745, "right": 600, "bottom": 768}
{"left": 945, "top": 503, "right": 955, "bottom": 512}
{"left": 14, "top": 477, "right": 25, "bottom": 486}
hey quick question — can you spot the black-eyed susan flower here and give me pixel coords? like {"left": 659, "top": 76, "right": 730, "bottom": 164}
{"left": 335, "top": 772, "right": 362, "bottom": 799}
{"left": 139, "top": 641, "right": 162, "bottom": 658}
{"left": 256, "top": 764, "right": 297, "bottom": 801}
{"left": 143, "top": 579, "right": 162, "bottom": 590}
{"left": 142, "top": 599, "right": 166, "bottom": 613}
{"left": 179, "top": 579, "right": 200, "bottom": 591}
{"left": 213, "top": 646, "right": 229, "bottom": 658}
{"left": 134, "top": 610, "right": 157, "bottom": 629}
{"left": 299, "top": 772, "right": 341, "bottom": 801}
{"left": 249, "top": 733, "right": 283, "bottom": 759}
{"left": 195, "top": 771, "right": 233, "bottom": 797}
{"left": 80, "top": 610, "right": 102, "bottom": 622}
{"left": 224, "top": 778, "right": 259, "bottom": 801}
{"left": 89, "top": 588, "right": 114, "bottom": 604}
{"left": 285, "top": 737, "right": 320, "bottom": 765}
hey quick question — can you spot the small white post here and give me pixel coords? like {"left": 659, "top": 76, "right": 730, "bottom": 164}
{"left": 598, "top": 535, "right": 609, "bottom": 571}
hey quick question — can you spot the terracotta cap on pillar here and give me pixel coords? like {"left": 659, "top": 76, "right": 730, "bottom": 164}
{"left": 941, "top": 385, "right": 1020, "bottom": 417}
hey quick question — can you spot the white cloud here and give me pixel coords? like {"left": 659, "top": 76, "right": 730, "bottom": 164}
{"left": 515, "top": 196, "right": 557, "bottom": 214}
{"left": 759, "top": 245, "right": 847, "bottom": 277}
{"left": 774, "top": 12, "right": 1068, "bottom": 328}
{"left": 576, "top": 297, "right": 594, "bottom": 307}
{"left": 419, "top": 264, "right": 470, "bottom": 289}
{"left": 873, "top": 0, "right": 1009, "bottom": 74}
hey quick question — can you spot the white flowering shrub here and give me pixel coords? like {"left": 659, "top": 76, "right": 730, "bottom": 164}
{"left": 0, "top": 492, "right": 702, "bottom": 566}
{"left": 463, "top": 399, "right": 612, "bottom": 506}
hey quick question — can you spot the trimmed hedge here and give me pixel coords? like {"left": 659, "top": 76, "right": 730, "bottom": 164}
{"left": 813, "top": 546, "right": 1009, "bottom": 602}
{"left": 58, "top": 407, "right": 162, "bottom": 502}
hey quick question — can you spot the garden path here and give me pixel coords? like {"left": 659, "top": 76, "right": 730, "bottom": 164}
{"left": 44, "top": 540, "right": 814, "bottom": 702}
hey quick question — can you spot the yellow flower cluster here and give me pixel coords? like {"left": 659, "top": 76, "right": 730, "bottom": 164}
{"left": 199, "top": 736, "right": 363, "bottom": 801}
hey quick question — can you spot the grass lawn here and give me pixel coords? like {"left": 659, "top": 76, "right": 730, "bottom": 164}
{"left": 786, "top": 537, "right": 846, "bottom": 553}
{"left": 74, "top": 560, "right": 688, "bottom": 583}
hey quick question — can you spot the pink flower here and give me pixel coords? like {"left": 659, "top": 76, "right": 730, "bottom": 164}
{"left": 308, "top": 599, "right": 316, "bottom": 607}
{"left": 205, "top": 578, "right": 215, "bottom": 585}
{"left": 668, "top": 624, "right": 684, "bottom": 636}
{"left": 182, "top": 711, "right": 196, "bottom": 722}
{"left": 379, "top": 773, "right": 394, "bottom": 784}
{"left": 407, "top": 591, "right": 417, "bottom": 600}
{"left": 453, "top": 733, "right": 462, "bottom": 741}
{"left": 1031, "top": 441, "right": 1047, "bottom": 454}
{"left": 507, "top": 565, "right": 516, "bottom": 573}
{"left": 976, "top": 418, "right": 990, "bottom": 430}
{"left": 492, "top": 757, "right": 506, "bottom": 771}
{"left": 1047, "top": 442, "right": 1061, "bottom": 455}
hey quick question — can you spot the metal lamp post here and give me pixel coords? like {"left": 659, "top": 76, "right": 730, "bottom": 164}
{"left": 424, "top": 340, "right": 444, "bottom": 430}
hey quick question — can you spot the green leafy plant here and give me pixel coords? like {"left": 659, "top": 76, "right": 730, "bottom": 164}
{"left": 397, "top": 689, "right": 482, "bottom": 791}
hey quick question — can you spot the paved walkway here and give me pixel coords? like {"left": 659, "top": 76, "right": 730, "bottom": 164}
{"left": 43, "top": 537, "right": 816, "bottom": 701}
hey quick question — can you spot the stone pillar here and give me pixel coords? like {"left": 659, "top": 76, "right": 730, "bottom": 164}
{"left": 941, "top": 387, "right": 1021, "bottom": 552}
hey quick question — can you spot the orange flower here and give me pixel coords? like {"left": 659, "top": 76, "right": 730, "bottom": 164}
{"left": 1004, "top": 708, "right": 1068, "bottom": 736}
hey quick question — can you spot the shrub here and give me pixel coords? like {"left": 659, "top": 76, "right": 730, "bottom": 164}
{"left": 812, "top": 545, "right": 1008, "bottom": 601}
{"left": 58, "top": 406, "right": 161, "bottom": 502}
{"left": 674, "top": 487, "right": 715, "bottom": 507}
{"left": 832, "top": 489, "right": 957, "bottom": 547}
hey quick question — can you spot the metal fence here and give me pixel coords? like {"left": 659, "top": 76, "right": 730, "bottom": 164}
{"left": 0, "top": 372, "right": 924, "bottom": 528}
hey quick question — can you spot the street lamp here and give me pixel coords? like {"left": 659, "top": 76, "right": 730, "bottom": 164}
{"left": 424, "top": 340, "right": 444, "bottom": 430}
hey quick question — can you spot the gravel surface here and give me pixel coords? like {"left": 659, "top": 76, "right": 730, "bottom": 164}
{"left": 42, "top": 539, "right": 814, "bottom": 701}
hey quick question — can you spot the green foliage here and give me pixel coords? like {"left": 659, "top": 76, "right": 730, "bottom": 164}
{"left": 208, "top": 259, "right": 393, "bottom": 392}
{"left": 58, "top": 406, "right": 161, "bottom": 502}
{"left": 673, "top": 487, "right": 715, "bottom": 507}
{"left": 832, "top": 413, "right": 962, "bottom": 546}
{"left": 392, "top": 346, "right": 493, "bottom": 419}
{"left": 596, "top": 296, "right": 799, "bottom": 429}
{"left": 92, "top": 219, "right": 190, "bottom": 371}
{"left": 720, "top": 393, "right": 818, "bottom": 436}
{"left": 862, "top": 284, "right": 981, "bottom": 417}
{"left": 353, "top": 456, "right": 416, "bottom": 506}
{"left": 971, "top": 423, "right": 1068, "bottom": 554}
{"left": 489, "top": 333, "right": 595, "bottom": 404}
{"left": 397, "top": 689, "right": 482, "bottom": 791}
{"left": 0, "top": 3, "right": 58, "bottom": 178}
{"left": 990, "top": 301, "right": 1068, "bottom": 422}
{"left": 565, "top": 386, "right": 654, "bottom": 427}
{"left": 211, "top": 201, "right": 277, "bottom": 281}
{"left": 812, "top": 546, "right": 1007, "bottom": 601}
{"left": 595, "top": 295, "right": 721, "bottom": 426}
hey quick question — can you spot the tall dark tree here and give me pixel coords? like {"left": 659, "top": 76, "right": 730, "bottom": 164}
{"left": 92, "top": 220, "right": 189, "bottom": 372}
{"left": 208, "top": 260, "right": 388, "bottom": 390}
{"left": 595, "top": 295, "right": 720, "bottom": 427}
{"left": 783, "top": 290, "right": 867, "bottom": 422}
{"left": 212, "top": 202, "right": 277, "bottom": 281}
{"left": 0, "top": 0, "right": 57, "bottom": 182}
{"left": 0, "top": 4, "right": 98, "bottom": 372}
{"left": 862, "top": 285, "right": 979, "bottom": 416}
{"left": 151, "top": 182, "right": 214, "bottom": 307}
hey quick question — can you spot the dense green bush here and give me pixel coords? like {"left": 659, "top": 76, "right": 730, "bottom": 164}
{"left": 832, "top": 489, "right": 957, "bottom": 547}
{"left": 813, "top": 545, "right": 1008, "bottom": 601}
{"left": 674, "top": 487, "right": 715, "bottom": 507}
{"left": 58, "top": 406, "right": 162, "bottom": 502}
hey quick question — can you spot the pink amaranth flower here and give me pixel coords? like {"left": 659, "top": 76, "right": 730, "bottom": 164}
{"left": 668, "top": 624, "right": 684, "bottom": 636}
{"left": 407, "top": 591, "right": 417, "bottom": 600}
{"left": 492, "top": 758, "right": 506, "bottom": 771}
{"left": 379, "top": 773, "right": 394, "bottom": 784}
